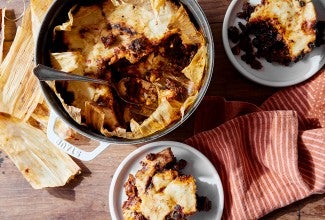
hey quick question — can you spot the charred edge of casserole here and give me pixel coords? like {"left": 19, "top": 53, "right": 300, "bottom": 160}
{"left": 122, "top": 175, "right": 142, "bottom": 217}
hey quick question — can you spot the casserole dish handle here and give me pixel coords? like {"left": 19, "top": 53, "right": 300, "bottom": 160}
{"left": 47, "top": 111, "right": 111, "bottom": 161}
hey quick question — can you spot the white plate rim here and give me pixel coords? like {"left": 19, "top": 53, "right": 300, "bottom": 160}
{"left": 108, "top": 141, "right": 224, "bottom": 220}
{"left": 222, "top": 0, "right": 325, "bottom": 87}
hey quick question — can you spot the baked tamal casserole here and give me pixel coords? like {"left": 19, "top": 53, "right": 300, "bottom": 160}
{"left": 122, "top": 148, "right": 211, "bottom": 220}
{"left": 49, "top": 0, "right": 208, "bottom": 139}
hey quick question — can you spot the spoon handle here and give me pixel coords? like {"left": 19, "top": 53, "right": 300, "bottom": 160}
{"left": 34, "top": 64, "right": 109, "bottom": 85}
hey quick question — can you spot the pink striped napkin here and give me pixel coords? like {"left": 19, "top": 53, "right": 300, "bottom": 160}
{"left": 185, "top": 69, "right": 325, "bottom": 219}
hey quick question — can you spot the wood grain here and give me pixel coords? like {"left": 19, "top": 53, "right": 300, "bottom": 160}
{"left": 0, "top": 0, "right": 324, "bottom": 219}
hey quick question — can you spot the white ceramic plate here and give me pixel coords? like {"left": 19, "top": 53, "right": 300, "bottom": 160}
{"left": 109, "top": 141, "right": 224, "bottom": 220}
{"left": 222, "top": 0, "right": 325, "bottom": 87}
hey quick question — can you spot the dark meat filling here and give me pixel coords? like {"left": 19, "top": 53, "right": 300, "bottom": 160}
{"left": 196, "top": 196, "right": 212, "bottom": 212}
{"left": 166, "top": 205, "right": 186, "bottom": 220}
{"left": 228, "top": 23, "right": 264, "bottom": 70}
{"left": 165, "top": 78, "right": 188, "bottom": 102}
{"left": 161, "top": 34, "right": 198, "bottom": 71}
{"left": 128, "top": 37, "right": 153, "bottom": 61}
{"left": 236, "top": 1, "right": 256, "bottom": 21}
{"left": 229, "top": 20, "right": 291, "bottom": 68}
{"left": 121, "top": 77, "right": 158, "bottom": 106}
{"left": 249, "top": 20, "right": 291, "bottom": 65}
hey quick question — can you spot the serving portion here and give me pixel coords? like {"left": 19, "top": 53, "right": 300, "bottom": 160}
{"left": 109, "top": 141, "right": 224, "bottom": 220}
{"left": 222, "top": 0, "right": 325, "bottom": 87}
{"left": 48, "top": 0, "right": 208, "bottom": 139}
{"left": 229, "top": 0, "right": 318, "bottom": 69}
{"left": 122, "top": 147, "right": 211, "bottom": 219}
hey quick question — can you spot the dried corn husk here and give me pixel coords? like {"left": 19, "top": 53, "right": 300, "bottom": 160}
{"left": 0, "top": 9, "right": 17, "bottom": 62}
{"left": 168, "top": 5, "right": 205, "bottom": 45}
{"left": 29, "top": 0, "right": 77, "bottom": 139}
{"left": 0, "top": 6, "right": 42, "bottom": 121}
{"left": 27, "top": 100, "right": 76, "bottom": 140}
{"left": 0, "top": 8, "right": 3, "bottom": 62}
{"left": 182, "top": 45, "right": 207, "bottom": 86}
{"left": 27, "top": 100, "right": 50, "bottom": 132}
{"left": 0, "top": 1, "right": 80, "bottom": 189}
{"left": 30, "top": 0, "right": 54, "bottom": 41}
{"left": 0, "top": 113, "right": 80, "bottom": 189}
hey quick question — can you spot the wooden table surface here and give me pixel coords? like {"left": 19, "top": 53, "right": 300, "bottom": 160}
{"left": 0, "top": 0, "right": 324, "bottom": 219}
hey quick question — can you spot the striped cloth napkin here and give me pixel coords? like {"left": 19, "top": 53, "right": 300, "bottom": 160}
{"left": 185, "top": 69, "right": 324, "bottom": 219}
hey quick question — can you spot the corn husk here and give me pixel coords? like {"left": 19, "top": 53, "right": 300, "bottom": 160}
{"left": 0, "top": 1, "right": 81, "bottom": 189}
{"left": 0, "top": 8, "right": 3, "bottom": 62}
{"left": 27, "top": 100, "right": 50, "bottom": 132}
{"left": 0, "top": 6, "right": 42, "bottom": 121}
{"left": 182, "top": 45, "right": 207, "bottom": 86}
{"left": 30, "top": 0, "right": 54, "bottom": 42}
{"left": 29, "top": 0, "right": 77, "bottom": 139}
{"left": 168, "top": 5, "right": 205, "bottom": 45}
{"left": 0, "top": 113, "right": 80, "bottom": 189}
{"left": 0, "top": 9, "right": 17, "bottom": 63}
{"left": 27, "top": 100, "right": 76, "bottom": 140}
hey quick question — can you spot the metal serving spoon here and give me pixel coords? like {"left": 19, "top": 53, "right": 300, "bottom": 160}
{"left": 33, "top": 64, "right": 158, "bottom": 106}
